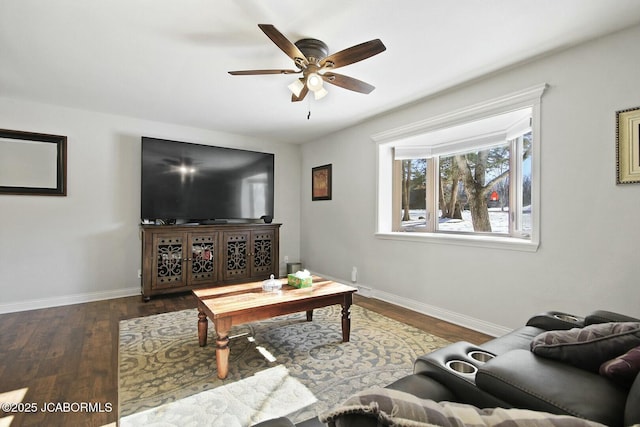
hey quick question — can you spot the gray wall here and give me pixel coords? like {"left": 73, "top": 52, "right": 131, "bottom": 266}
{"left": 0, "top": 99, "right": 301, "bottom": 312}
{"left": 300, "top": 24, "right": 640, "bottom": 333}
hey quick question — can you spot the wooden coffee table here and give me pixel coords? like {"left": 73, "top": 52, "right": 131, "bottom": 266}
{"left": 193, "top": 276, "right": 357, "bottom": 379}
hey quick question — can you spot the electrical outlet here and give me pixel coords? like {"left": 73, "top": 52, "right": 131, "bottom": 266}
{"left": 284, "top": 255, "right": 289, "bottom": 263}
{"left": 137, "top": 269, "right": 142, "bottom": 279}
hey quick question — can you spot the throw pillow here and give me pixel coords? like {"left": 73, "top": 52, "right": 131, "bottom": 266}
{"left": 319, "top": 387, "right": 606, "bottom": 427}
{"left": 530, "top": 322, "right": 640, "bottom": 371}
{"left": 600, "top": 344, "right": 640, "bottom": 387}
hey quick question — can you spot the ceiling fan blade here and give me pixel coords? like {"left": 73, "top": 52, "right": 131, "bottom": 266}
{"left": 320, "top": 39, "right": 386, "bottom": 69}
{"left": 322, "top": 72, "right": 375, "bottom": 94}
{"left": 291, "top": 85, "right": 309, "bottom": 102}
{"left": 228, "top": 69, "right": 300, "bottom": 75}
{"left": 258, "top": 24, "right": 308, "bottom": 67}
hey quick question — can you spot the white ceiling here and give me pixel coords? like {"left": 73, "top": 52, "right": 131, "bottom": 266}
{"left": 2, "top": 0, "right": 640, "bottom": 144}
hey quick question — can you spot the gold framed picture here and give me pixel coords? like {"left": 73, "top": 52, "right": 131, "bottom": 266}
{"left": 616, "top": 106, "right": 640, "bottom": 184}
{"left": 312, "top": 164, "right": 332, "bottom": 201}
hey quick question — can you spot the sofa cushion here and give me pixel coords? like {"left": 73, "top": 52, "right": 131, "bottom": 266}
{"left": 476, "top": 349, "right": 627, "bottom": 427}
{"left": 319, "top": 387, "right": 605, "bottom": 427}
{"left": 530, "top": 322, "right": 640, "bottom": 371}
{"left": 599, "top": 344, "right": 640, "bottom": 386}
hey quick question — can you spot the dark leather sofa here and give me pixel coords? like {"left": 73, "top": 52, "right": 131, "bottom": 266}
{"left": 255, "top": 309, "right": 640, "bottom": 427}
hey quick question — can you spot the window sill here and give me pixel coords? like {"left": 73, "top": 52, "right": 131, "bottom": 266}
{"left": 374, "top": 231, "right": 539, "bottom": 252}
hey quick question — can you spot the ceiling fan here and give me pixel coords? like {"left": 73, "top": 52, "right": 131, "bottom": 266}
{"left": 228, "top": 24, "right": 386, "bottom": 102}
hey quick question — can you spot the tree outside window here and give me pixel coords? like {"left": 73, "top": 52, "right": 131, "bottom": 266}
{"left": 399, "top": 132, "right": 532, "bottom": 238}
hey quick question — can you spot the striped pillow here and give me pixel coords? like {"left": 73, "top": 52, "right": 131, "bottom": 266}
{"left": 319, "top": 387, "right": 605, "bottom": 427}
{"left": 530, "top": 322, "right": 640, "bottom": 371}
{"left": 600, "top": 344, "right": 640, "bottom": 386}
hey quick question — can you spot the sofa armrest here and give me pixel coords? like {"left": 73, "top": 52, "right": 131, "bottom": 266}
{"left": 480, "top": 326, "right": 545, "bottom": 355}
{"left": 476, "top": 349, "right": 627, "bottom": 427}
{"left": 413, "top": 341, "right": 511, "bottom": 409}
{"left": 585, "top": 310, "right": 640, "bottom": 325}
{"left": 251, "top": 417, "right": 324, "bottom": 427}
{"left": 525, "top": 311, "right": 584, "bottom": 330}
{"left": 385, "top": 373, "right": 456, "bottom": 401}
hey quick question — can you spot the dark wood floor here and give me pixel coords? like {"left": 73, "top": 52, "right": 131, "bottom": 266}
{"left": 0, "top": 293, "right": 491, "bottom": 427}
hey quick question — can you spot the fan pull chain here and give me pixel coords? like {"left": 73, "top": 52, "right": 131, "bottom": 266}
{"left": 307, "top": 97, "right": 311, "bottom": 120}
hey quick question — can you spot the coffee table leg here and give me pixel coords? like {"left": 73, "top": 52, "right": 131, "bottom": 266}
{"left": 341, "top": 294, "right": 353, "bottom": 342}
{"left": 215, "top": 317, "right": 232, "bottom": 379}
{"left": 197, "top": 308, "right": 208, "bottom": 347}
{"left": 306, "top": 310, "right": 313, "bottom": 321}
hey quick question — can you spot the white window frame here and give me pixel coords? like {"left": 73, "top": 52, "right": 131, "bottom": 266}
{"left": 372, "top": 84, "right": 547, "bottom": 252}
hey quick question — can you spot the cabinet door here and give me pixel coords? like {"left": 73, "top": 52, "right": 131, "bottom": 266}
{"left": 251, "top": 229, "right": 276, "bottom": 278}
{"left": 187, "top": 232, "right": 218, "bottom": 285}
{"left": 222, "top": 230, "right": 250, "bottom": 281}
{"left": 151, "top": 233, "right": 186, "bottom": 289}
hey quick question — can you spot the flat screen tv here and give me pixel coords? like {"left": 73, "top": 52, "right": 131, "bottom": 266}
{"left": 141, "top": 137, "right": 274, "bottom": 223}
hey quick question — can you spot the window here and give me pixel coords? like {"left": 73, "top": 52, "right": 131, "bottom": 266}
{"left": 398, "top": 128, "right": 531, "bottom": 237}
{"left": 374, "top": 84, "right": 546, "bottom": 251}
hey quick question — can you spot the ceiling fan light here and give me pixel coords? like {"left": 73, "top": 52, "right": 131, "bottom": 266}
{"left": 306, "top": 73, "right": 324, "bottom": 92}
{"left": 288, "top": 79, "right": 305, "bottom": 97}
{"left": 314, "top": 87, "right": 328, "bottom": 100}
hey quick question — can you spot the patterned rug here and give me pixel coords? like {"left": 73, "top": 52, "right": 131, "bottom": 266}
{"left": 120, "top": 365, "right": 317, "bottom": 426}
{"left": 118, "top": 304, "right": 451, "bottom": 423}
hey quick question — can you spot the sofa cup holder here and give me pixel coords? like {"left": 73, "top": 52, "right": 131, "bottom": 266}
{"left": 468, "top": 350, "right": 495, "bottom": 363}
{"left": 553, "top": 313, "right": 580, "bottom": 322}
{"left": 445, "top": 360, "right": 478, "bottom": 376}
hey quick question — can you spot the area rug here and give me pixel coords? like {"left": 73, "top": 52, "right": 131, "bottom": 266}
{"left": 120, "top": 365, "right": 316, "bottom": 426}
{"left": 119, "top": 304, "right": 451, "bottom": 423}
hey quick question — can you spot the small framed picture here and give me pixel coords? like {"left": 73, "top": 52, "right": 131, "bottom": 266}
{"left": 312, "top": 164, "right": 332, "bottom": 201}
{"left": 616, "top": 106, "right": 640, "bottom": 184}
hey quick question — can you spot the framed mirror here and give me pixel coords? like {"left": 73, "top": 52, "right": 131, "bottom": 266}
{"left": 0, "top": 129, "right": 67, "bottom": 196}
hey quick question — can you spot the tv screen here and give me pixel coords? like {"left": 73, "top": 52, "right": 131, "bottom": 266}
{"left": 141, "top": 137, "right": 274, "bottom": 222}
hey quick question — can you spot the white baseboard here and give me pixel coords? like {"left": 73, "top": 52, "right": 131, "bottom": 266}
{"left": 0, "top": 287, "right": 140, "bottom": 314}
{"left": 372, "top": 289, "right": 511, "bottom": 337}
{"left": 1, "top": 275, "right": 512, "bottom": 337}
{"left": 309, "top": 270, "right": 510, "bottom": 337}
